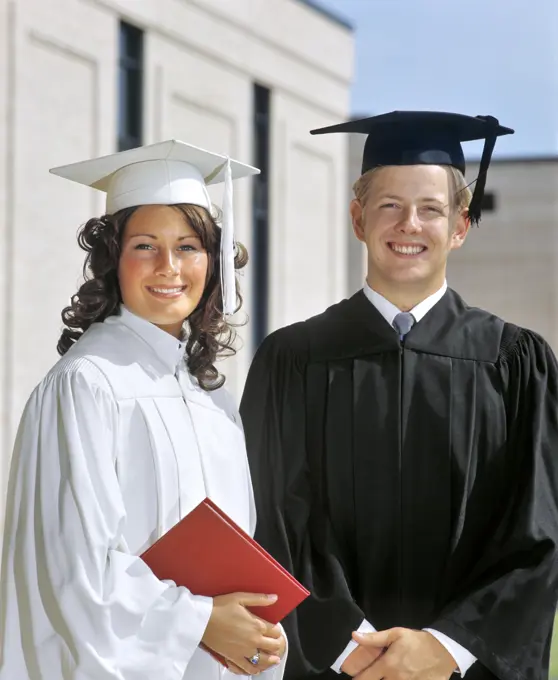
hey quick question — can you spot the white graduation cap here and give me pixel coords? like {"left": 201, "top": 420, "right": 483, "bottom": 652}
{"left": 49, "top": 140, "right": 260, "bottom": 316}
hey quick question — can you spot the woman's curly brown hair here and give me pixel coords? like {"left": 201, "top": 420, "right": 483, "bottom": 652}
{"left": 57, "top": 204, "right": 248, "bottom": 391}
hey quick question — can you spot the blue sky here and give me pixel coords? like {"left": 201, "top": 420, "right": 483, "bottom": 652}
{"left": 317, "top": 0, "right": 558, "bottom": 158}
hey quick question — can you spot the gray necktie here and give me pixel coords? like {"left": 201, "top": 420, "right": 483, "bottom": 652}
{"left": 393, "top": 312, "right": 415, "bottom": 339}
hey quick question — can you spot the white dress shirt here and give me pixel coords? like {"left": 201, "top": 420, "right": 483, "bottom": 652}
{"left": 331, "top": 281, "right": 476, "bottom": 676}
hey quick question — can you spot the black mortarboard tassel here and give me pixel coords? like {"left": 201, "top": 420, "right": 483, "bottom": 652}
{"left": 467, "top": 115, "right": 499, "bottom": 226}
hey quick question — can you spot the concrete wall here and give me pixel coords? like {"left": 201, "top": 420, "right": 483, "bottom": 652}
{"left": 448, "top": 159, "right": 558, "bottom": 350}
{"left": 347, "top": 131, "right": 367, "bottom": 293}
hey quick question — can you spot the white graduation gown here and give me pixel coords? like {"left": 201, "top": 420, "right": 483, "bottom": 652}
{"left": 0, "top": 306, "right": 288, "bottom": 680}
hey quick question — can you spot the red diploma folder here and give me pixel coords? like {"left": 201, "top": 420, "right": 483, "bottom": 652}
{"left": 140, "top": 497, "right": 309, "bottom": 665}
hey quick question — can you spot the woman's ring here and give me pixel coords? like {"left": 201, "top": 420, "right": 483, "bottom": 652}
{"left": 247, "top": 651, "right": 260, "bottom": 665}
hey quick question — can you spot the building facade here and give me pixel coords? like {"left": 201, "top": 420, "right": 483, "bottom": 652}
{"left": 0, "top": 0, "right": 354, "bottom": 531}
{"left": 448, "top": 157, "right": 558, "bottom": 350}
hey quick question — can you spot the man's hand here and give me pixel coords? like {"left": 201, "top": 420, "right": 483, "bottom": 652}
{"left": 351, "top": 628, "right": 458, "bottom": 680}
{"left": 341, "top": 643, "right": 385, "bottom": 676}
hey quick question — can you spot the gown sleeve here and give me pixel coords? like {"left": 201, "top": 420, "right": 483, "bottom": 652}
{"left": 0, "top": 357, "right": 213, "bottom": 680}
{"left": 429, "top": 328, "right": 558, "bottom": 680}
{"left": 240, "top": 331, "right": 364, "bottom": 677}
{"left": 217, "top": 386, "right": 290, "bottom": 680}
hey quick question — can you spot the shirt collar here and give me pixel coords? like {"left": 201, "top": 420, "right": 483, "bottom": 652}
{"left": 362, "top": 280, "right": 447, "bottom": 328}
{"left": 109, "top": 305, "right": 187, "bottom": 374}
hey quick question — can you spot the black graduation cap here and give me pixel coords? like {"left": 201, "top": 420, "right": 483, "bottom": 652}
{"left": 310, "top": 111, "right": 514, "bottom": 225}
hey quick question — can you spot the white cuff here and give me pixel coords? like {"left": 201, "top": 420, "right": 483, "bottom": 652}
{"left": 331, "top": 619, "right": 376, "bottom": 674}
{"left": 423, "top": 628, "right": 477, "bottom": 676}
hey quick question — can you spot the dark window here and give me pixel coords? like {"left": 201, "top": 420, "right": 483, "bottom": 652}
{"left": 118, "top": 22, "right": 144, "bottom": 151}
{"left": 481, "top": 191, "right": 497, "bottom": 212}
{"left": 252, "top": 84, "right": 271, "bottom": 350}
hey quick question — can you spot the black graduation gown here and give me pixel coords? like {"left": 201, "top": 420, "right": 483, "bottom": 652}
{"left": 239, "top": 288, "right": 558, "bottom": 680}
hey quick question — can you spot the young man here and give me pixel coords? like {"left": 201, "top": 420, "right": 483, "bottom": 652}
{"left": 240, "top": 111, "right": 558, "bottom": 680}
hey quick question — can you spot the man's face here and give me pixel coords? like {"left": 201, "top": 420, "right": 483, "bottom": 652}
{"left": 351, "top": 164, "right": 469, "bottom": 294}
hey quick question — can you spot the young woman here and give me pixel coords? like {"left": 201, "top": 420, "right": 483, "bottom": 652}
{"left": 0, "top": 141, "right": 287, "bottom": 680}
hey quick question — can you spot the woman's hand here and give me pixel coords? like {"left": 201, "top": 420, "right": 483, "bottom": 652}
{"left": 202, "top": 593, "right": 284, "bottom": 675}
{"left": 226, "top": 632, "right": 286, "bottom": 676}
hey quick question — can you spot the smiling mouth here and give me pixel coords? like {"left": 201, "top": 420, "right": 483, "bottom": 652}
{"left": 146, "top": 285, "right": 186, "bottom": 298}
{"left": 388, "top": 243, "right": 427, "bottom": 256}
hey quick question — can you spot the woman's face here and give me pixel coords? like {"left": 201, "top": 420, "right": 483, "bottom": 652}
{"left": 118, "top": 204, "right": 209, "bottom": 338}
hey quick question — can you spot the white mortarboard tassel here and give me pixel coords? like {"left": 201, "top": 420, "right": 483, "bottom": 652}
{"left": 48, "top": 140, "right": 260, "bottom": 319}
{"left": 220, "top": 158, "right": 236, "bottom": 316}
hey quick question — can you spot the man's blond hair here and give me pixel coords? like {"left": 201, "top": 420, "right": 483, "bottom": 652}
{"left": 352, "top": 166, "right": 472, "bottom": 218}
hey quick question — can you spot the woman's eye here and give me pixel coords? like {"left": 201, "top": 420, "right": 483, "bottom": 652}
{"left": 132, "top": 243, "right": 200, "bottom": 252}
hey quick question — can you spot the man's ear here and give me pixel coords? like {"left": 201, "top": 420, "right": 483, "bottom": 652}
{"left": 450, "top": 208, "right": 470, "bottom": 250}
{"left": 351, "top": 199, "right": 366, "bottom": 243}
